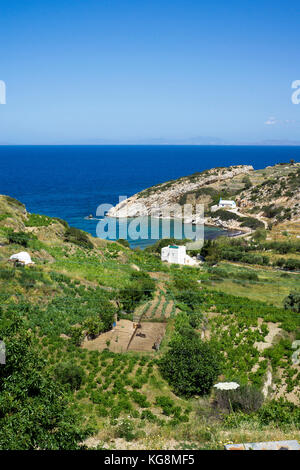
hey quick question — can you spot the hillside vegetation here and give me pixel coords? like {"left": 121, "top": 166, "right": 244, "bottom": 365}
{"left": 0, "top": 194, "right": 299, "bottom": 450}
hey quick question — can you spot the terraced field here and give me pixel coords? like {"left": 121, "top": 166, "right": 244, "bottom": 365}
{"left": 137, "top": 287, "right": 177, "bottom": 321}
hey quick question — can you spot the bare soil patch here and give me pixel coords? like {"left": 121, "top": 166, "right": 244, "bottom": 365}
{"left": 128, "top": 322, "right": 167, "bottom": 352}
{"left": 254, "top": 322, "right": 282, "bottom": 352}
{"left": 82, "top": 319, "right": 166, "bottom": 353}
{"left": 82, "top": 319, "right": 134, "bottom": 353}
{"left": 164, "top": 300, "right": 174, "bottom": 318}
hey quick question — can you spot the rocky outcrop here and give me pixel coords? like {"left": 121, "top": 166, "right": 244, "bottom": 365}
{"left": 107, "top": 162, "right": 300, "bottom": 231}
{"left": 107, "top": 165, "right": 254, "bottom": 220}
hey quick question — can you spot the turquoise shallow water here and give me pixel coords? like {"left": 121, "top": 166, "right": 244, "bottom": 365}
{"left": 84, "top": 216, "right": 229, "bottom": 248}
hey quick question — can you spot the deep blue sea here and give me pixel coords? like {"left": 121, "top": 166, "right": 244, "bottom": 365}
{"left": 1, "top": 145, "right": 299, "bottom": 247}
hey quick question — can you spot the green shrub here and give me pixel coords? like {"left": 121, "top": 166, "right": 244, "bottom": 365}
{"left": 264, "top": 339, "right": 293, "bottom": 367}
{"left": 8, "top": 231, "right": 31, "bottom": 247}
{"left": 263, "top": 205, "right": 285, "bottom": 219}
{"left": 117, "top": 238, "right": 130, "bottom": 248}
{"left": 52, "top": 217, "right": 69, "bottom": 228}
{"left": 4, "top": 196, "right": 25, "bottom": 208}
{"left": 119, "top": 273, "right": 155, "bottom": 312}
{"left": 83, "top": 317, "right": 105, "bottom": 339}
{"left": 284, "top": 291, "right": 300, "bottom": 313}
{"left": 159, "top": 330, "right": 221, "bottom": 397}
{"left": 141, "top": 409, "right": 157, "bottom": 422}
{"left": 64, "top": 226, "right": 93, "bottom": 249}
{"left": 214, "top": 384, "right": 264, "bottom": 413}
{"left": 25, "top": 213, "right": 53, "bottom": 227}
{"left": 0, "top": 212, "right": 11, "bottom": 222}
{"left": 258, "top": 398, "right": 300, "bottom": 426}
{"left": 130, "top": 391, "right": 150, "bottom": 408}
{"left": 275, "top": 257, "right": 300, "bottom": 271}
{"left": 70, "top": 326, "right": 84, "bottom": 346}
{"left": 18, "top": 269, "right": 41, "bottom": 289}
{"left": 240, "top": 217, "right": 264, "bottom": 230}
{"left": 179, "top": 187, "right": 221, "bottom": 205}
{"left": 155, "top": 396, "right": 177, "bottom": 416}
{"left": 97, "top": 406, "right": 109, "bottom": 417}
{"left": 252, "top": 229, "right": 267, "bottom": 242}
{"left": 242, "top": 175, "right": 252, "bottom": 189}
{"left": 235, "top": 270, "right": 259, "bottom": 281}
{"left": 115, "top": 419, "right": 136, "bottom": 441}
{"left": 0, "top": 268, "right": 15, "bottom": 280}
{"left": 54, "top": 362, "right": 85, "bottom": 390}
{"left": 213, "top": 210, "right": 241, "bottom": 221}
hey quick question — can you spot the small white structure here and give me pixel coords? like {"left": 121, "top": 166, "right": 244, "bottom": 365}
{"left": 213, "top": 382, "right": 240, "bottom": 391}
{"left": 9, "top": 252, "right": 34, "bottom": 265}
{"left": 218, "top": 198, "right": 236, "bottom": 209}
{"left": 161, "top": 245, "right": 197, "bottom": 266}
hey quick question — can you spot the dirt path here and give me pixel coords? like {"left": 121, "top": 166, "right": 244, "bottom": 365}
{"left": 164, "top": 299, "right": 174, "bottom": 318}
{"left": 154, "top": 295, "right": 165, "bottom": 318}
{"left": 262, "top": 367, "right": 272, "bottom": 398}
{"left": 145, "top": 294, "right": 160, "bottom": 318}
{"left": 254, "top": 322, "right": 282, "bottom": 352}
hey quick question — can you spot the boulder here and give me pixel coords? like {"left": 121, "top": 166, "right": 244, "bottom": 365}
{"left": 9, "top": 251, "right": 34, "bottom": 265}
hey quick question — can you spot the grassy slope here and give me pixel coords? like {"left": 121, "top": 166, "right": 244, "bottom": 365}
{"left": 204, "top": 262, "right": 300, "bottom": 306}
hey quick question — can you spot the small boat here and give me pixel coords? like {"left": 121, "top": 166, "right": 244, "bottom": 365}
{"left": 84, "top": 214, "right": 94, "bottom": 220}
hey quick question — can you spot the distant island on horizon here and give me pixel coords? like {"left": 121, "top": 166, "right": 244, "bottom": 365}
{"left": 2, "top": 139, "right": 300, "bottom": 147}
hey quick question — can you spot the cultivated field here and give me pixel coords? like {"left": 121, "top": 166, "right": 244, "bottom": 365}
{"left": 82, "top": 319, "right": 167, "bottom": 353}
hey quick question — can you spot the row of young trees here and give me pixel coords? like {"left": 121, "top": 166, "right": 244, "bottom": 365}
{"left": 200, "top": 237, "right": 300, "bottom": 270}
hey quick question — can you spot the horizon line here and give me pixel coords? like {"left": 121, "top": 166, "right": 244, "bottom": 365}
{"left": 1, "top": 143, "right": 300, "bottom": 147}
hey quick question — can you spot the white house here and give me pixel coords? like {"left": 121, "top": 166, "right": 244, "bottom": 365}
{"left": 161, "top": 245, "right": 186, "bottom": 264}
{"left": 161, "top": 245, "right": 197, "bottom": 266}
{"left": 218, "top": 198, "right": 236, "bottom": 209}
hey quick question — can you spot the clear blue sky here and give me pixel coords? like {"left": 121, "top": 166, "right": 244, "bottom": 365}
{"left": 0, "top": 0, "right": 300, "bottom": 144}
